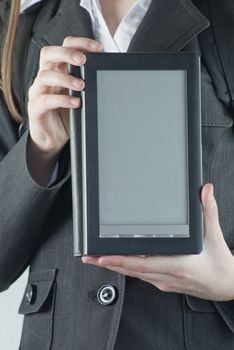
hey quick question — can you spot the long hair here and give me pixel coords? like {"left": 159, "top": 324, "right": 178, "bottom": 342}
{"left": 0, "top": 0, "right": 22, "bottom": 123}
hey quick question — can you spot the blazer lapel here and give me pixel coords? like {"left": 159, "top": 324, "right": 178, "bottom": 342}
{"left": 12, "top": 0, "right": 94, "bottom": 122}
{"left": 128, "top": 0, "right": 209, "bottom": 52}
{"left": 33, "top": 0, "right": 94, "bottom": 47}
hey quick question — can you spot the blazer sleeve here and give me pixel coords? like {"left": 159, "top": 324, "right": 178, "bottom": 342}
{"left": 0, "top": 94, "right": 70, "bottom": 292}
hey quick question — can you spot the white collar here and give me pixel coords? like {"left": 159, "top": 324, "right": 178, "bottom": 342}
{"left": 20, "top": 0, "right": 42, "bottom": 13}
{"left": 80, "top": 0, "right": 152, "bottom": 52}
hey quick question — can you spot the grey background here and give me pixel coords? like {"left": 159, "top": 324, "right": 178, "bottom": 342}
{"left": 97, "top": 70, "right": 189, "bottom": 226}
{"left": 0, "top": 270, "right": 28, "bottom": 349}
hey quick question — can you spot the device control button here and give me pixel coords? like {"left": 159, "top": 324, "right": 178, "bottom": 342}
{"left": 25, "top": 284, "right": 37, "bottom": 305}
{"left": 97, "top": 285, "right": 116, "bottom": 306}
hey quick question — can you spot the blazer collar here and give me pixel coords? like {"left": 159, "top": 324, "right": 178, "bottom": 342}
{"left": 128, "top": 0, "right": 209, "bottom": 52}
{"left": 33, "top": 0, "right": 209, "bottom": 51}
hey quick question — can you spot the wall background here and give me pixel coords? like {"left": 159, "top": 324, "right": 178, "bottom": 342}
{"left": 0, "top": 270, "right": 28, "bottom": 349}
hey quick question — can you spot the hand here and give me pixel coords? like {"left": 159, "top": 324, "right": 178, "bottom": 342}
{"left": 82, "top": 184, "right": 234, "bottom": 301}
{"left": 27, "top": 37, "right": 103, "bottom": 185}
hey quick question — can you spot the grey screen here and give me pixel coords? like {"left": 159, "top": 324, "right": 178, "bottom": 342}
{"left": 96, "top": 70, "right": 189, "bottom": 238}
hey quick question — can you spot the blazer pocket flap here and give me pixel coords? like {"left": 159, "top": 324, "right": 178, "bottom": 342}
{"left": 201, "top": 78, "right": 233, "bottom": 127}
{"left": 185, "top": 295, "right": 216, "bottom": 313}
{"left": 18, "top": 269, "right": 57, "bottom": 315}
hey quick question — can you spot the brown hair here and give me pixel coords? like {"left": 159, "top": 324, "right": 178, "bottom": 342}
{"left": 0, "top": 0, "right": 22, "bottom": 124}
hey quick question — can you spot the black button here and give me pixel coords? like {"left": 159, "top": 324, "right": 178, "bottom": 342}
{"left": 97, "top": 285, "right": 116, "bottom": 306}
{"left": 25, "top": 284, "right": 36, "bottom": 305}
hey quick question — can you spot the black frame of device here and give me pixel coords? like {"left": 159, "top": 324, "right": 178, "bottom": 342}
{"left": 71, "top": 52, "right": 203, "bottom": 256}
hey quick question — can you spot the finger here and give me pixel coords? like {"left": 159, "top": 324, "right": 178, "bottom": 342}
{"left": 84, "top": 254, "right": 194, "bottom": 284}
{"left": 97, "top": 255, "right": 186, "bottom": 276}
{"left": 82, "top": 256, "right": 100, "bottom": 264}
{"left": 82, "top": 257, "right": 175, "bottom": 286}
{"left": 39, "top": 46, "right": 86, "bottom": 70}
{"left": 29, "top": 70, "right": 85, "bottom": 99}
{"left": 201, "top": 183, "right": 222, "bottom": 237}
{"left": 39, "top": 37, "right": 102, "bottom": 72}
{"left": 28, "top": 94, "right": 80, "bottom": 116}
{"left": 62, "top": 36, "right": 103, "bottom": 52}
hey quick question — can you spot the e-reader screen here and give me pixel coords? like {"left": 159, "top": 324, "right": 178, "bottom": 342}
{"left": 96, "top": 70, "right": 189, "bottom": 238}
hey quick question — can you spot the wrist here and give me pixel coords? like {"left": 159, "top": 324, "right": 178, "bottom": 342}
{"left": 26, "top": 136, "right": 60, "bottom": 186}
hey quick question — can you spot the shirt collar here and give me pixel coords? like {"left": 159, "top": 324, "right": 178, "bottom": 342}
{"left": 20, "top": 0, "right": 42, "bottom": 13}
{"left": 80, "top": 0, "right": 152, "bottom": 52}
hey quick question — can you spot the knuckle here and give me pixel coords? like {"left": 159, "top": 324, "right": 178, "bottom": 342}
{"left": 40, "top": 46, "right": 50, "bottom": 58}
{"left": 137, "top": 263, "right": 147, "bottom": 273}
{"left": 170, "top": 266, "right": 185, "bottom": 279}
{"left": 44, "top": 139, "right": 57, "bottom": 151}
{"left": 41, "top": 94, "right": 50, "bottom": 106}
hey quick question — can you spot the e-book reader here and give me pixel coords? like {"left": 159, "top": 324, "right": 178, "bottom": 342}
{"left": 70, "top": 52, "right": 203, "bottom": 256}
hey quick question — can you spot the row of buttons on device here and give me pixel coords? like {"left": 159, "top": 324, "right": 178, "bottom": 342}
{"left": 25, "top": 284, "right": 117, "bottom": 306}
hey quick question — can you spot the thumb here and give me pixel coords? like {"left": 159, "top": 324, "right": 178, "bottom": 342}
{"left": 201, "top": 183, "right": 222, "bottom": 239}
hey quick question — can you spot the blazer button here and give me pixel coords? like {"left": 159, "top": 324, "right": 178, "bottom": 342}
{"left": 25, "top": 284, "right": 36, "bottom": 305}
{"left": 97, "top": 285, "right": 116, "bottom": 306}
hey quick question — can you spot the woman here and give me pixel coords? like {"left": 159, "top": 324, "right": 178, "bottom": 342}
{"left": 1, "top": 0, "right": 234, "bottom": 349}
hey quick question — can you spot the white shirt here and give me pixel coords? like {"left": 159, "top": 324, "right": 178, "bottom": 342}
{"left": 20, "top": 0, "right": 151, "bottom": 185}
{"left": 20, "top": 0, "right": 42, "bottom": 13}
{"left": 80, "top": 0, "right": 151, "bottom": 52}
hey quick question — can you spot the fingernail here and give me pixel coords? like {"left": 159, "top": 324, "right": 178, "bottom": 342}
{"left": 72, "top": 79, "right": 84, "bottom": 89}
{"left": 90, "top": 42, "right": 101, "bottom": 49}
{"left": 70, "top": 98, "right": 80, "bottom": 106}
{"left": 72, "top": 53, "right": 83, "bottom": 64}
{"left": 208, "top": 184, "right": 214, "bottom": 200}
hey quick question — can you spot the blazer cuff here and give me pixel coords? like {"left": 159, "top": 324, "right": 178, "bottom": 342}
{"left": 0, "top": 131, "right": 70, "bottom": 291}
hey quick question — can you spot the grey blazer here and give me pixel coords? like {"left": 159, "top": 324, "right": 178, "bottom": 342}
{"left": 1, "top": 0, "right": 234, "bottom": 349}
